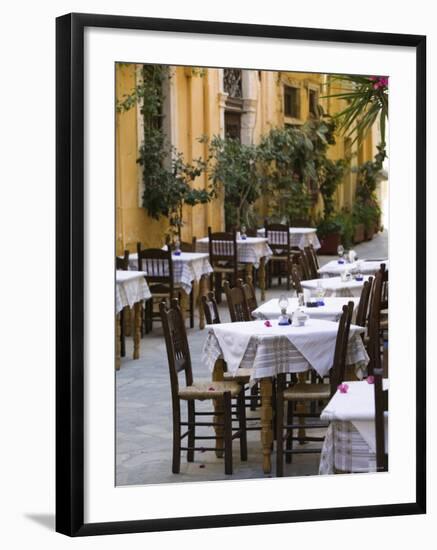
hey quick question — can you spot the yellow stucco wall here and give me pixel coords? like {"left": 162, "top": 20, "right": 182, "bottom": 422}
{"left": 115, "top": 65, "right": 376, "bottom": 254}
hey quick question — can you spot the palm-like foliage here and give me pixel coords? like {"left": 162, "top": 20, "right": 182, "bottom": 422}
{"left": 323, "top": 75, "right": 388, "bottom": 147}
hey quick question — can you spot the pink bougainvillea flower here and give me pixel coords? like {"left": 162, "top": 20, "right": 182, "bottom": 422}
{"left": 264, "top": 320, "right": 272, "bottom": 327}
{"left": 379, "top": 76, "right": 389, "bottom": 86}
{"left": 366, "top": 375, "right": 375, "bottom": 384}
{"left": 338, "top": 383, "right": 349, "bottom": 394}
{"left": 208, "top": 386, "right": 215, "bottom": 391}
{"left": 369, "top": 76, "right": 378, "bottom": 81}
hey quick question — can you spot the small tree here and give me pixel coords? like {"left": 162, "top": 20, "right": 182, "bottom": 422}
{"left": 205, "top": 135, "right": 262, "bottom": 230}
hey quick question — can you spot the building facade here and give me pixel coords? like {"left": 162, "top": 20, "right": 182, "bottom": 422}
{"left": 116, "top": 64, "right": 380, "bottom": 254}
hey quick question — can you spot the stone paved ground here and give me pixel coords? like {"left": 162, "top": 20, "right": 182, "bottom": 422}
{"left": 116, "top": 231, "right": 388, "bottom": 486}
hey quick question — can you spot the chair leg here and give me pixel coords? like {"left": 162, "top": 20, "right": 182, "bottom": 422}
{"left": 187, "top": 401, "right": 195, "bottom": 462}
{"left": 276, "top": 378, "right": 285, "bottom": 477}
{"left": 189, "top": 286, "right": 194, "bottom": 329}
{"left": 214, "top": 273, "right": 222, "bottom": 304}
{"left": 120, "top": 309, "right": 125, "bottom": 357}
{"left": 285, "top": 401, "right": 293, "bottom": 463}
{"left": 172, "top": 402, "right": 181, "bottom": 474}
{"left": 237, "top": 389, "right": 247, "bottom": 461}
{"left": 223, "top": 392, "right": 233, "bottom": 475}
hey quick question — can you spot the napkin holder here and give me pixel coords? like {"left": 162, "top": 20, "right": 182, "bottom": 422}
{"left": 291, "top": 308, "right": 308, "bottom": 327}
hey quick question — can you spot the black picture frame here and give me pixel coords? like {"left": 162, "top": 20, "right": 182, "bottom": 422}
{"left": 56, "top": 12, "right": 426, "bottom": 537}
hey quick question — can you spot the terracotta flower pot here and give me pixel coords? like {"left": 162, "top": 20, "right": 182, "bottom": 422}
{"left": 364, "top": 224, "right": 376, "bottom": 241}
{"left": 318, "top": 232, "right": 341, "bottom": 255}
{"left": 353, "top": 223, "right": 365, "bottom": 244}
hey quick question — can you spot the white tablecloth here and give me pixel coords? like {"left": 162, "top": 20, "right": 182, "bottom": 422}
{"left": 318, "top": 259, "right": 388, "bottom": 277}
{"left": 319, "top": 379, "right": 388, "bottom": 474}
{"left": 202, "top": 319, "right": 368, "bottom": 381}
{"left": 196, "top": 236, "right": 272, "bottom": 267}
{"left": 127, "top": 252, "right": 213, "bottom": 294}
{"left": 251, "top": 297, "right": 360, "bottom": 322}
{"left": 115, "top": 271, "right": 151, "bottom": 314}
{"left": 301, "top": 275, "right": 372, "bottom": 298}
{"left": 257, "top": 227, "right": 321, "bottom": 250}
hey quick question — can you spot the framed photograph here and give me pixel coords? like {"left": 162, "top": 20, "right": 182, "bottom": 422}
{"left": 56, "top": 12, "right": 426, "bottom": 536}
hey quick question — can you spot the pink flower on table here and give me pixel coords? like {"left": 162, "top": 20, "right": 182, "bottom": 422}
{"left": 338, "top": 383, "right": 349, "bottom": 394}
{"left": 264, "top": 320, "right": 272, "bottom": 327}
{"left": 366, "top": 375, "right": 375, "bottom": 384}
{"left": 208, "top": 386, "right": 215, "bottom": 391}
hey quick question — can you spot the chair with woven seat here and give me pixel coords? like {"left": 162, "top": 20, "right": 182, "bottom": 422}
{"left": 116, "top": 250, "right": 130, "bottom": 356}
{"left": 208, "top": 227, "right": 246, "bottom": 304}
{"left": 223, "top": 280, "right": 251, "bottom": 322}
{"left": 160, "top": 299, "right": 247, "bottom": 475}
{"left": 137, "top": 244, "right": 176, "bottom": 332}
{"left": 291, "top": 265, "right": 303, "bottom": 295}
{"left": 264, "top": 221, "right": 293, "bottom": 289}
{"left": 165, "top": 236, "right": 197, "bottom": 328}
{"left": 236, "top": 277, "right": 258, "bottom": 318}
{"left": 355, "top": 277, "right": 373, "bottom": 329}
{"left": 304, "top": 245, "right": 319, "bottom": 280}
{"left": 275, "top": 301, "right": 355, "bottom": 476}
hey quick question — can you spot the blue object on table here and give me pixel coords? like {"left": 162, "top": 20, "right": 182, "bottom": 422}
{"left": 241, "top": 235, "right": 247, "bottom": 240}
{"left": 316, "top": 300, "right": 325, "bottom": 306}
{"left": 278, "top": 318, "right": 290, "bottom": 326}
{"left": 355, "top": 276, "right": 363, "bottom": 281}
{"left": 337, "top": 259, "right": 345, "bottom": 264}
{"left": 174, "top": 250, "right": 181, "bottom": 256}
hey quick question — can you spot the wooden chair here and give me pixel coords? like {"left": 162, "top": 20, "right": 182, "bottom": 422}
{"left": 298, "top": 251, "right": 312, "bottom": 281}
{"left": 201, "top": 291, "right": 221, "bottom": 325}
{"left": 208, "top": 227, "right": 245, "bottom": 303}
{"left": 291, "top": 265, "right": 303, "bottom": 295}
{"left": 356, "top": 277, "right": 373, "bottom": 328}
{"left": 160, "top": 299, "right": 247, "bottom": 475}
{"left": 165, "top": 236, "right": 197, "bottom": 328}
{"left": 116, "top": 250, "right": 129, "bottom": 356}
{"left": 264, "top": 220, "right": 293, "bottom": 289}
{"left": 237, "top": 277, "right": 258, "bottom": 317}
{"left": 223, "top": 280, "right": 251, "bottom": 322}
{"left": 116, "top": 250, "right": 130, "bottom": 271}
{"left": 367, "top": 265, "right": 387, "bottom": 375}
{"left": 304, "top": 245, "right": 319, "bottom": 279}
{"left": 276, "top": 301, "right": 354, "bottom": 476}
{"left": 374, "top": 361, "right": 388, "bottom": 472}
{"left": 137, "top": 244, "right": 175, "bottom": 331}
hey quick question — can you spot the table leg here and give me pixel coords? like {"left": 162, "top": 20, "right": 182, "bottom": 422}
{"left": 133, "top": 301, "right": 142, "bottom": 360}
{"left": 198, "top": 275, "right": 208, "bottom": 330}
{"left": 297, "top": 372, "right": 307, "bottom": 442}
{"left": 115, "top": 313, "right": 121, "bottom": 371}
{"left": 212, "top": 358, "right": 225, "bottom": 458}
{"left": 260, "top": 377, "right": 273, "bottom": 474}
{"left": 259, "top": 257, "right": 266, "bottom": 302}
{"left": 179, "top": 289, "right": 188, "bottom": 324}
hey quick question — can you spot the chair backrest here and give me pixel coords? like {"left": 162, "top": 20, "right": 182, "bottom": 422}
{"left": 137, "top": 243, "right": 174, "bottom": 295}
{"left": 201, "top": 291, "right": 221, "bottom": 325}
{"left": 238, "top": 277, "right": 258, "bottom": 315}
{"left": 356, "top": 277, "right": 373, "bottom": 327}
{"left": 298, "top": 253, "right": 311, "bottom": 280}
{"left": 367, "top": 265, "right": 387, "bottom": 375}
{"left": 223, "top": 280, "right": 251, "bottom": 322}
{"left": 291, "top": 265, "right": 303, "bottom": 294}
{"left": 304, "top": 245, "right": 319, "bottom": 278}
{"left": 264, "top": 220, "right": 291, "bottom": 256}
{"left": 374, "top": 368, "right": 388, "bottom": 471}
{"left": 208, "top": 227, "right": 238, "bottom": 265}
{"left": 330, "top": 301, "right": 354, "bottom": 395}
{"left": 116, "top": 250, "right": 129, "bottom": 271}
{"left": 160, "top": 299, "right": 193, "bottom": 397}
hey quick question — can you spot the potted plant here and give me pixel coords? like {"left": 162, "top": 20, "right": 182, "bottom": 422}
{"left": 317, "top": 217, "right": 343, "bottom": 254}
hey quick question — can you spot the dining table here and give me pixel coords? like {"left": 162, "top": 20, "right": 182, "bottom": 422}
{"left": 251, "top": 296, "right": 360, "bottom": 322}
{"left": 196, "top": 236, "right": 272, "bottom": 301}
{"left": 115, "top": 270, "right": 151, "bottom": 369}
{"left": 318, "top": 259, "right": 388, "bottom": 277}
{"left": 257, "top": 227, "right": 321, "bottom": 250}
{"left": 319, "top": 379, "right": 388, "bottom": 474}
{"left": 202, "top": 318, "right": 368, "bottom": 473}
{"left": 301, "top": 275, "right": 373, "bottom": 298}
{"left": 126, "top": 250, "right": 213, "bottom": 329}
